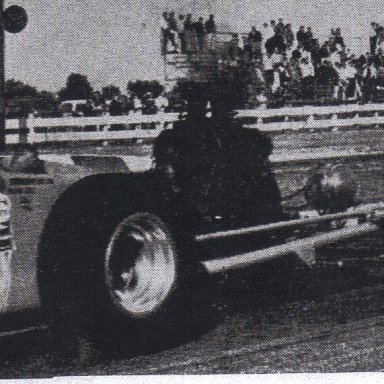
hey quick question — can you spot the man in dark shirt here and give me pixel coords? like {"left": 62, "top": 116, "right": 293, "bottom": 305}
{"left": 334, "top": 28, "right": 345, "bottom": 48}
{"left": 205, "top": 14, "right": 216, "bottom": 33}
{"left": 275, "top": 18, "right": 285, "bottom": 35}
{"left": 315, "top": 60, "right": 339, "bottom": 100}
{"left": 193, "top": 17, "right": 205, "bottom": 51}
{"left": 296, "top": 26, "right": 306, "bottom": 48}
{"left": 248, "top": 26, "right": 263, "bottom": 58}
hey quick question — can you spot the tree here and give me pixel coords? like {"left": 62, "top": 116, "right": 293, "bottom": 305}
{"left": 102, "top": 84, "right": 121, "bottom": 100}
{"left": 58, "top": 73, "right": 94, "bottom": 100}
{"left": 127, "top": 80, "right": 164, "bottom": 99}
{"left": 5, "top": 79, "right": 38, "bottom": 99}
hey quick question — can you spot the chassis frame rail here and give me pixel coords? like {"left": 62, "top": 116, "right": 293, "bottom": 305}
{"left": 199, "top": 203, "right": 384, "bottom": 274}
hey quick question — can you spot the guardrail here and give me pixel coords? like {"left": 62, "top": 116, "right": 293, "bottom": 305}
{"left": 237, "top": 103, "right": 384, "bottom": 132}
{"left": 5, "top": 113, "right": 179, "bottom": 144}
{"left": 4, "top": 102, "right": 384, "bottom": 144}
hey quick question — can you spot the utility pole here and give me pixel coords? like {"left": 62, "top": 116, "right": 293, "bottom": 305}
{"left": 0, "top": 0, "right": 5, "bottom": 152}
{"left": 0, "top": 4, "right": 28, "bottom": 151}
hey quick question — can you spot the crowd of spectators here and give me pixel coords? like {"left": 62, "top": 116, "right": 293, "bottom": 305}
{"left": 161, "top": 11, "right": 217, "bottom": 54}
{"left": 220, "top": 19, "right": 384, "bottom": 107}
{"left": 161, "top": 13, "right": 384, "bottom": 107}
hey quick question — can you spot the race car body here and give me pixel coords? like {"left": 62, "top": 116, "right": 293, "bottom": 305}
{"left": 0, "top": 115, "right": 382, "bottom": 359}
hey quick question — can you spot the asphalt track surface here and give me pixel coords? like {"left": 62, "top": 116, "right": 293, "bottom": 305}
{"left": 1, "top": 127, "right": 384, "bottom": 378}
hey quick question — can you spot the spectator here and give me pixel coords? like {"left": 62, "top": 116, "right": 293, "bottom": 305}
{"left": 300, "top": 57, "right": 315, "bottom": 100}
{"left": 228, "top": 33, "right": 241, "bottom": 61}
{"left": 287, "top": 50, "right": 302, "bottom": 99}
{"left": 266, "top": 31, "right": 286, "bottom": 56}
{"left": 193, "top": 17, "right": 205, "bottom": 51}
{"left": 264, "top": 54, "right": 275, "bottom": 89}
{"left": 329, "top": 46, "right": 342, "bottom": 66}
{"left": 304, "top": 27, "right": 313, "bottom": 50}
{"left": 271, "top": 47, "right": 284, "bottom": 66}
{"left": 275, "top": 18, "right": 285, "bottom": 35}
{"left": 297, "top": 26, "right": 306, "bottom": 48}
{"left": 160, "top": 12, "right": 178, "bottom": 54}
{"left": 310, "top": 39, "right": 323, "bottom": 67}
{"left": 315, "top": 60, "right": 339, "bottom": 100}
{"left": 377, "top": 30, "right": 384, "bottom": 53}
{"left": 334, "top": 28, "right": 345, "bottom": 48}
{"left": 184, "top": 14, "right": 198, "bottom": 53}
{"left": 370, "top": 22, "right": 380, "bottom": 54}
{"left": 345, "top": 60, "right": 360, "bottom": 100}
{"left": 178, "top": 15, "right": 186, "bottom": 53}
{"left": 168, "top": 12, "right": 179, "bottom": 52}
{"left": 283, "top": 24, "right": 294, "bottom": 53}
{"left": 262, "top": 22, "right": 275, "bottom": 45}
{"left": 248, "top": 26, "right": 263, "bottom": 58}
{"left": 362, "top": 56, "right": 378, "bottom": 101}
{"left": 205, "top": 14, "right": 216, "bottom": 51}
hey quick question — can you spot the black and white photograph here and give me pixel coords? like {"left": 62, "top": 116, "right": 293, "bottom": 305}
{"left": 1, "top": 0, "right": 384, "bottom": 381}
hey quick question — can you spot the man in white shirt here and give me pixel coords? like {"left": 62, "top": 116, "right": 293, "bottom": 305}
{"left": 300, "top": 58, "right": 315, "bottom": 100}
{"left": 262, "top": 22, "right": 275, "bottom": 54}
{"left": 155, "top": 93, "right": 169, "bottom": 112}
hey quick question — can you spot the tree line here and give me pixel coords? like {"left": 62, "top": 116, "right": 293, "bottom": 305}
{"left": 5, "top": 73, "right": 165, "bottom": 118}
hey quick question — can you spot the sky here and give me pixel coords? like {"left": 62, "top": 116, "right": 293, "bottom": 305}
{"left": 4, "top": 0, "right": 384, "bottom": 93}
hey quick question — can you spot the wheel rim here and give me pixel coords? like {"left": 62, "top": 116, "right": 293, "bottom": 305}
{"left": 105, "top": 212, "right": 177, "bottom": 318}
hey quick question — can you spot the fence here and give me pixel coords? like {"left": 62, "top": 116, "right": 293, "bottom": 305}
{"left": 4, "top": 102, "right": 384, "bottom": 145}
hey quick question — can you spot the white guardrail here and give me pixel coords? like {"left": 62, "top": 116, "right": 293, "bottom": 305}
{"left": 5, "top": 103, "right": 384, "bottom": 144}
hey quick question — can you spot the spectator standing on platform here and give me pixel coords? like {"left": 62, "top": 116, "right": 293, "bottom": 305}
{"left": 362, "top": 56, "right": 378, "bottom": 101}
{"left": 228, "top": 33, "right": 241, "bottom": 62}
{"left": 262, "top": 22, "right": 274, "bottom": 42}
{"left": 205, "top": 14, "right": 216, "bottom": 51}
{"left": 193, "top": 17, "right": 205, "bottom": 51}
{"left": 287, "top": 50, "right": 302, "bottom": 99}
{"left": 297, "top": 26, "right": 306, "bottom": 48}
{"left": 344, "top": 60, "right": 360, "bottom": 100}
{"left": 377, "top": 30, "right": 384, "bottom": 53}
{"left": 264, "top": 53, "right": 275, "bottom": 89}
{"left": 270, "top": 20, "right": 277, "bottom": 33}
{"left": 303, "top": 27, "right": 313, "bottom": 50}
{"left": 168, "top": 12, "right": 179, "bottom": 52}
{"left": 161, "top": 12, "right": 177, "bottom": 54}
{"left": 248, "top": 26, "right": 263, "bottom": 58}
{"left": 184, "top": 14, "right": 197, "bottom": 53}
{"left": 300, "top": 57, "right": 315, "bottom": 100}
{"left": 316, "top": 60, "right": 339, "bottom": 100}
{"left": 275, "top": 18, "right": 285, "bottom": 35}
{"left": 160, "top": 12, "right": 169, "bottom": 54}
{"left": 283, "top": 24, "right": 294, "bottom": 53}
{"left": 178, "top": 15, "right": 186, "bottom": 53}
{"left": 271, "top": 47, "right": 284, "bottom": 66}
{"left": 334, "top": 28, "right": 345, "bottom": 49}
{"left": 370, "top": 22, "right": 381, "bottom": 54}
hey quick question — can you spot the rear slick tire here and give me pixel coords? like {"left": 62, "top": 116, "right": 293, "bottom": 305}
{"left": 40, "top": 203, "right": 212, "bottom": 362}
